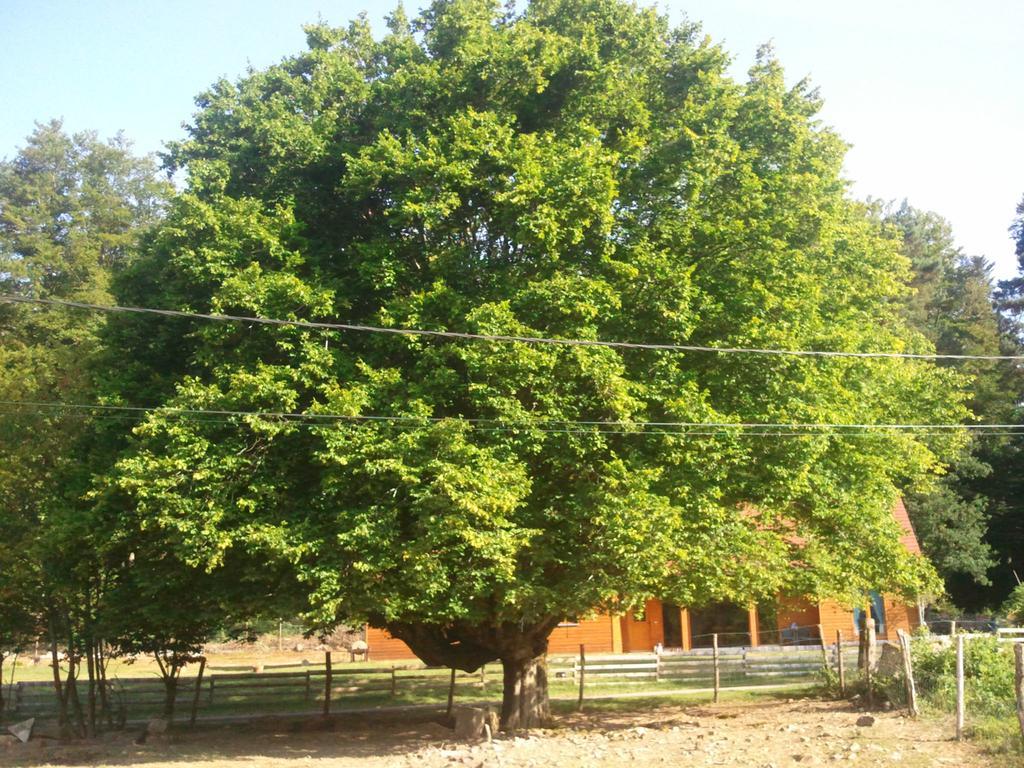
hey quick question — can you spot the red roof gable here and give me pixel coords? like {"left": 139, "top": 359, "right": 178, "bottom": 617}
{"left": 891, "top": 497, "right": 922, "bottom": 555}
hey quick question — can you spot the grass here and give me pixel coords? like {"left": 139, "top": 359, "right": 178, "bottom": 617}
{"left": 2, "top": 655, "right": 823, "bottom": 725}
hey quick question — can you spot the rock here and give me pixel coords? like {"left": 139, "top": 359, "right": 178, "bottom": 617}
{"left": 484, "top": 709, "right": 499, "bottom": 739}
{"left": 855, "top": 715, "right": 875, "bottom": 727}
{"left": 7, "top": 718, "right": 34, "bottom": 743}
{"left": 292, "top": 642, "right": 305, "bottom": 652}
{"left": 147, "top": 717, "right": 169, "bottom": 736}
{"left": 30, "top": 720, "right": 63, "bottom": 740}
{"left": 454, "top": 706, "right": 499, "bottom": 741}
{"left": 421, "top": 721, "right": 454, "bottom": 739}
{"left": 875, "top": 644, "right": 903, "bottom": 677}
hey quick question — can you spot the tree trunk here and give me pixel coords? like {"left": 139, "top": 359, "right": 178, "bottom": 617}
{"left": 381, "top": 616, "right": 560, "bottom": 732}
{"left": 0, "top": 654, "right": 5, "bottom": 719}
{"left": 48, "top": 624, "right": 67, "bottom": 727}
{"left": 500, "top": 653, "right": 550, "bottom": 731}
{"left": 84, "top": 637, "right": 97, "bottom": 737}
{"left": 97, "top": 642, "right": 113, "bottom": 728}
{"left": 164, "top": 675, "right": 178, "bottom": 722}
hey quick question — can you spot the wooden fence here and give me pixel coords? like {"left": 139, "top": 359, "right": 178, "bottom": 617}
{"left": 551, "top": 643, "right": 860, "bottom": 687}
{"left": 3, "top": 662, "right": 492, "bottom": 722}
{"left": 2, "top": 644, "right": 855, "bottom": 723}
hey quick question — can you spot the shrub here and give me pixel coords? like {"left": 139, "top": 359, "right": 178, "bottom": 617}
{"left": 911, "top": 634, "right": 1015, "bottom": 719}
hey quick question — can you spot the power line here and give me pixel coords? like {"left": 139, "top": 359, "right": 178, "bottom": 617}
{"left": 1, "top": 399, "right": 1020, "bottom": 433}
{"left": 5, "top": 294, "right": 1024, "bottom": 362}
{"left": 4, "top": 408, "right": 1023, "bottom": 441}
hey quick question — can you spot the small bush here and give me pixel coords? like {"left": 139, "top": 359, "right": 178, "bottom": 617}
{"left": 911, "top": 634, "right": 1015, "bottom": 719}
{"left": 1003, "top": 585, "right": 1024, "bottom": 624}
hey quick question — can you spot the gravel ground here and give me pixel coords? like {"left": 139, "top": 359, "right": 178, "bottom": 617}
{"left": 0, "top": 697, "right": 1007, "bottom": 767}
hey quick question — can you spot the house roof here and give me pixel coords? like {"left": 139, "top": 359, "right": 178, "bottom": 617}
{"left": 743, "top": 498, "right": 923, "bottom": 556}
{"left": 891, "top": 497, "right": 922, "bottom": 555}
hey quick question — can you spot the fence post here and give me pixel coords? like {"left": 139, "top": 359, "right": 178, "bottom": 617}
{"left": 391, "top": 665, "right": 397, "bottom": 697}
{"left": 861, "top": 617, "right": 875, "bottom": 707}
{"left": 655, "top": 647, "right": 661, "bottom": 682}
{"left": 189, "top": 657, "right": 207, "bottom": 726}
{"left": 955, "top": 634, "right": 965, "bottom": 741}
{"left": 836, "top": 629, "right": 846, "bottom": 697}
{"left": 712, "top": 634, "right": 720, "bottom": 704}
{"left": 1014, "top": 644, "right": 1024, "bottom": 746}
{"left": 208, "top": 677, "right": 215, "bottom": 705}
{"left": 305, "top": 670, "right": 311, "bottom": 703}
{"left": 323, "top": 651, "right": 332, "bottom": 717}
{"left": 896, "top": 630, "right": 918, "bottom": 718}
{"left": 817, "top": 624, "right": 828, "bottom": 670}
{"left": 480, "top": 664, "right": 486, "bottom": 692}
{"left": 577, "top": 644, "right": 585, "bottom": 711}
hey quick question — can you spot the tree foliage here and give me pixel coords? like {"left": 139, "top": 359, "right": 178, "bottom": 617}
{"left": 885, "top": 200, "right": 1024, "bottom": 609}
{"left": 0, "top": 121, "right": 170, "bottom": 731}
{"left": 90, "top": 0, "right": 964, "bottom": 725}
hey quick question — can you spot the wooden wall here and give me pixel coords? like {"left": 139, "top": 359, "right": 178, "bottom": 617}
{"left": 365, "top": 626, "right": 418, "bottom": 660}
{"left": 548, "top": 615, "right": 618, "bottom": 654}
{"left": 818, "top": 600, "right": 858, "bottom": 643}
{"left": 366, "top": 596, "right": 921, "bottom": 660}
{"left": 881, "top": 596, "right": 921, "bottom": 637}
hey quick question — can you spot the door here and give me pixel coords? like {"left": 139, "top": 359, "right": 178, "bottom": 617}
{"left": 662, "top": 602, "right": 683, "bottom": 648}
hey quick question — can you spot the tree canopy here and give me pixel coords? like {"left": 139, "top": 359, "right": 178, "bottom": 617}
{"left": 78, "top": 0, "right": 967, "bottom": 726}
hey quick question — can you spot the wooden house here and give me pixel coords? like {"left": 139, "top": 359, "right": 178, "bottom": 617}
{"left": 366, "top": 499, "right": 924, "bottom": 659}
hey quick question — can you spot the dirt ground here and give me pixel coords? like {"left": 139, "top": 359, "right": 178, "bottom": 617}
{"left": 0, "top": 697, "right": 1007, "bottom": 768}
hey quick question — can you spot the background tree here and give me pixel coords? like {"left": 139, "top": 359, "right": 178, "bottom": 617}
{"left": 102, "top": 0, "right": 961, "bottom": 728}
{"left": 885, "top": 199, "right": 1024, "bottom": 611}
{"left": 0, "top": 121, "right": 169, "bottom": 733}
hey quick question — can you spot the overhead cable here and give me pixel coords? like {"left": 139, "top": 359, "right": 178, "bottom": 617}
{"left": 5, "top": 295, "right": 1024, "bottom": 362}
{"left": 1, "top": 400, "right": 1019, "bottom": 433}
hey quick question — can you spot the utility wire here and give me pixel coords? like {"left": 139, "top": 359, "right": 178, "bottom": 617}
{"left": 5, "top": 294, "right": 1024, "bottom": 362}
{"left": 1, "top": 400, "right": 1020, "bottom": 433}
{"left": 4, "top": 407, "right": 1023, "bottom": 440}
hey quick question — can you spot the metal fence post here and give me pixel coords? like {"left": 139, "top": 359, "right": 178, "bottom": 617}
{"left": 712, "top": 634, "right": 720, "bottom": 703}
{"left": 577, "top": 644, "right": 585, "bottom": 711}
{"left": 956, "top": 634, "right": 965, "bottom": 741}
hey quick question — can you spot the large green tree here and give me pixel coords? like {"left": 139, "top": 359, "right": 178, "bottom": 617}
{"left": 103, "top": 0, "right": 962, "bottom": 727}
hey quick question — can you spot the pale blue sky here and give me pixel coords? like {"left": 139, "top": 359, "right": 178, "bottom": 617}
{"left": 2, "top": 0, "right": 1021, "bottom": 278}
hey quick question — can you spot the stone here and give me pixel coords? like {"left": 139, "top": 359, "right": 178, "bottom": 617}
{"left": 855, "top": 715, "right": 875, "bottom": 727}
{"left": 484, "top": 709, "right": 499, "bottom": 737}
{"left": 30, "top": 720, "right": 63, "bottom": 740}
{"left": 875, "top": 644, "right": 903, "bottom": 677}
{"left": 147, "top": 717, "right": 169, "bottom": 736}
{"left": 453, "top": 706, "right": 497, "bottom": 740}
{"left": 7, "top": 718, "right": 34, "bottom": 744}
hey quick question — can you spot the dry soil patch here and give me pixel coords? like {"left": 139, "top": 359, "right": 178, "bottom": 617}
{"left": 0, "top": 698, "right": 1004, "bottom": 767}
